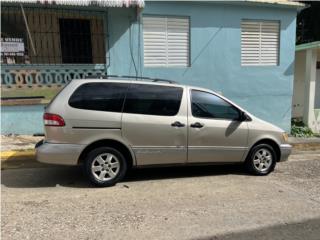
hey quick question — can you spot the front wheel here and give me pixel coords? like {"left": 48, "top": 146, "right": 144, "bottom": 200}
{"left": 84, "top": 147, "right": 127, "bottom": 187}
{"left": 245, "top": 144, "right": 276, "bottom": 175}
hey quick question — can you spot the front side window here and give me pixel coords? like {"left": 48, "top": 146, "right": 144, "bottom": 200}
{"left": 191, "top": 90, "right": 240, "bottom": 120}
{"left": 69, "top": 83, "right": 128, "bottom": 112}
{"left": 123, "top": 84, "right": 183, "bottom": 116}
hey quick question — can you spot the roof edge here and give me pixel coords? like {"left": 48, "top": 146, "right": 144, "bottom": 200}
{"left": 296, "top": 41, "right": 320, "bottom": 51}
{"left": 245, "top": 0, "right": 305, "bottom": 9}
{"left": 145, "top": 0, "right": 305, "bottom": 9}
{"left": 1, "top": 0, "right": 145, "bottom": 8}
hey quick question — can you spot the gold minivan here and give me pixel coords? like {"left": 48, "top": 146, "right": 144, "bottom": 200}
{"left": 36, "top": 77, "right": 291, "bottom": 187}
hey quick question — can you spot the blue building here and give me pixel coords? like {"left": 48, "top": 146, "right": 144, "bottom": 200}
{"left": 1, "top": 0, "right": 303, "bottom": 134}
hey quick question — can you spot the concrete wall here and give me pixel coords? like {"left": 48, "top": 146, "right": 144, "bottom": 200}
{"left": 293, "top": 49, "right": 320, "bottom": 115}
{"left": 292, "top": 51, "right": 306, "bottom": 118}
{"left": 315, "top": 69, "right": 320, "bottom": 109}
{"left": 292, "top": 47, "right": 320, "bottom": 133}
{"left": 108, "top": 2, "right": 297, "bottom": 132}
{"left": 1, "top": 105, "right": 45, "bottom": 135}
{"left": 316, "top": 49, "right": 320, "bottom": 109}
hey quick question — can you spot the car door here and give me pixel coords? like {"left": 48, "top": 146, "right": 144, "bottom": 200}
{"left": 122, "top": 83, "right": 188, "bottom": 166}
{"left": 187, "top": 88, "right": 249, "bottom": 163}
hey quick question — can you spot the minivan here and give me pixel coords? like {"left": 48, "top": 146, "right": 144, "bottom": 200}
{"left": 36, "top": 76, "right": 292, "bottom": 187}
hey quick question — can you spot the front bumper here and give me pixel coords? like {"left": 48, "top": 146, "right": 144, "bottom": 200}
{"left": 36, "top": 142, "right": 85, "bottom": 165}
{"left": 279, "top": 144, "right": 292, "bottom": 162}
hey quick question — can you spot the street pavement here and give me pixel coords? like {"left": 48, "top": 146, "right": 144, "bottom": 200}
{"left": 1, "top": 151, "right": 320, "bottom": 240}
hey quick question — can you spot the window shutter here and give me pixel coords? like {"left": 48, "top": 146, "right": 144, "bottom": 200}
{"left": 241, "top": 20, "right": 279, "bottom": 66}
{"left": 143, "top": 16, "right": 167, "bottom": 67}
{"left": 260, "top": 21, "right": 280, "bottom": 65}
{"left": 167, "top": 17, "right": 189, "bottom": 67}
{"left": 143, "top": 16, "right": 189, "bottom": 67}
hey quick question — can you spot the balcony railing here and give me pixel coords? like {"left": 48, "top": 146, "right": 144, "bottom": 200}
{"left": 1, "top": 64, "right": 106, "bottom": 88}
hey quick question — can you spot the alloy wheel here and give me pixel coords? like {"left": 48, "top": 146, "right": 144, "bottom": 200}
{"left": 253, "top": 148, "right": 273, "bottom": 172}
{"left": 91, "top": 153, "right": 120, "bottom": 181}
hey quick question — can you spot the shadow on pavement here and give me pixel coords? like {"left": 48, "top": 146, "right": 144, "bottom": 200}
{"left": 1, "top": 164, "right": 248, "bottom": 189}
{"left": 195, "top": 217, "right": 320, "bottom": 240}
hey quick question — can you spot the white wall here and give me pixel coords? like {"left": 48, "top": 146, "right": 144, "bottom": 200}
{"left": 315, "top": 67, "right": 320, "bottom": 109}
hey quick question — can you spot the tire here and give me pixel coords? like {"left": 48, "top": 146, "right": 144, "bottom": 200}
{"left": 84, "top": 147, "right": 127, "bottom": 187}
{"left": 245, "top": 144, "right": 277, "bottom": 176}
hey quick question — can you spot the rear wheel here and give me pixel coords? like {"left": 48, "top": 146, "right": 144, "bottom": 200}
{"left": 245, "top": 144, "right": 276, "bottom": 175}
{"left": 84, "top": 147, "right": 127, "bottom": 187}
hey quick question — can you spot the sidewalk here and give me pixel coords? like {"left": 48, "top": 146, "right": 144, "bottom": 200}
{"left": 1, "top": 135, "right": 44, "bottom": 169}
{"left": 1, "top": 135, "right": 43, "bottom": 152}
{"left": 1, "top": 135, "right": 320, "bottom": 170}
{"left": 289, "top": 136, "right": 320, "bottom": 151}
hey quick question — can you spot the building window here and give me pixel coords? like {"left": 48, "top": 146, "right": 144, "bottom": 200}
{"left": 143, "top": 15, "right": 190, "bottom": 67}
{"left": 59, "top": 19, "right": 93, "bottom": 64}
{"left": 0, "top": 5, "right": 106, "bottom": 64}
{"left": 241, "top": 20, "right": 280, "bottom": 66}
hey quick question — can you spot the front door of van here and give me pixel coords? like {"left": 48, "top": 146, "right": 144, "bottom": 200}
{"left": 187, "top": 89, "right": 249, "bottom": 163}
{"left": 122, "top": 83, "right": 188, "bottom": 166}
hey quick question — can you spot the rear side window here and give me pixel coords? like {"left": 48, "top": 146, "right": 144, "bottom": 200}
{"left": 69, "top": 82, "right": 128, "bottom": 112}
{"left": 123, "top": 84, "right": 183, "bottom": 116}
{"left": 191, "top": 90, "right": 240, "bottom": 120}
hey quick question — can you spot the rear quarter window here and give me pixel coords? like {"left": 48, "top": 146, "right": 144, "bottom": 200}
{"left": 68, "top": 82, "right": 128, "bottom": 112}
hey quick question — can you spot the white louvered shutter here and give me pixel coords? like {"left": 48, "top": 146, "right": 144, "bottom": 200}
{"left": 167, "top": 17, "right": 189, "bottom": 67}
{"left": 143, "top": 16, "right": 189, "bottom": 67}
{"left": 241, "top": 20, "right": 280, "bottom": 66}
{"left": 143, "top": 16, "right": 167, "bottom": 67}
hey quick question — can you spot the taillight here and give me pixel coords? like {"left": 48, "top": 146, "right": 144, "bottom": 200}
{"left": 43, "top": 113, "right": 65, "bottom": 127}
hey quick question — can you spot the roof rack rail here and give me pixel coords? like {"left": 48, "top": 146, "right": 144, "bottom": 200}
{"left": 84, "top": 74, "right": 107, "bottom": 79}
{"left": 84, "top": 74, "right": 177, "bottom": 84}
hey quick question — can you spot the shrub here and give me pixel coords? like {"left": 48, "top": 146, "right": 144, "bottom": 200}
{"left": 291, "top": 118, "right": 314, "bottom": 137}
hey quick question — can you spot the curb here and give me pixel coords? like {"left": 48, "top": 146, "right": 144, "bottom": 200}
{"left": 290, "top": 142, "right": 320, "bottom": 151}
{"left": 1, "top": 149, "right": 35, "bottom": 160}
{"left": 1, "top": 149, "right": 46, "bottom": 170}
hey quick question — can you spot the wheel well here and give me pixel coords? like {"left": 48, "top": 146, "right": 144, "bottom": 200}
{"left": 249, "top": 139, "right": 281, "bottom": 162}
{"left": 78, "top": 139, "right": 134, "bottom": 168}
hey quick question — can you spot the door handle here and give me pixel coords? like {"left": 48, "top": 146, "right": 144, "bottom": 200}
{"left": 190, "top": 122, "right": 204, "bottom": 128}
{"left": 171, "top": 121, "right": 185, "bottom": 127}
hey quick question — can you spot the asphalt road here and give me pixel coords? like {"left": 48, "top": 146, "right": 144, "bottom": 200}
{"left": 2, "top": 151, "right": 320, "bottom": 240}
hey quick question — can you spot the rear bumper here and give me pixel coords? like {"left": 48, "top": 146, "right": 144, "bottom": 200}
{"left": 36, "top": 142, "right": 84, "bottom": 165}
{"left": 279, "top": 144, "right": 292, "bottom": 162}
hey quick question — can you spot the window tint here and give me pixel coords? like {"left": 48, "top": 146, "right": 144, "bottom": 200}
{"left": 123, "top": 84, "right": 183, "bottom": 116}
{"left": 69, "top": 83, "right": 128, "bottom": 112}
{"left": 191, "top": 90, "right": 240, "bottom": 120}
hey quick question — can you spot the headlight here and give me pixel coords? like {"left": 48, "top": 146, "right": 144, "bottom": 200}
{"left": 282, "top": 132, "right": 289, "bottom": 143}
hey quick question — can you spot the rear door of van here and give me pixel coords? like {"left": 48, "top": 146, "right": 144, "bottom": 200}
{"left": 121, "top": 83, "right": 188, "bottom": 166}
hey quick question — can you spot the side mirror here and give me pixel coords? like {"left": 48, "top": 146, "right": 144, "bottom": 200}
{"left": 239, "top": 111, "right": 251, "bottom": 122}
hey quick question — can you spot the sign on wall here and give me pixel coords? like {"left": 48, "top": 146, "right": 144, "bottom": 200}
{"left": 1, "top": 38, "right": 25, "bottom": 57}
